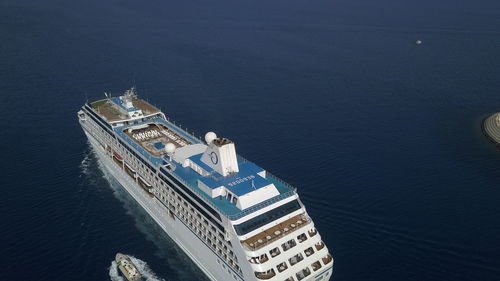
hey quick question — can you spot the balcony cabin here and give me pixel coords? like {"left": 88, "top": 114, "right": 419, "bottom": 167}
{"left": 311, "top": 261, "right": 322, "bottom": 271}
{"left": 282, "top": 239, "right": 297, "bottom": 252}
{"left": 315, "top": 241, "right": 325, "bottom": 251}
{"left": 296, "top": 267, "right": 311, "bottom": 281}
{"left": 304, "top": 247, "right": 314, "bottom": 257}
{"left": 308, "top": 228, "right": 317, "bottom": 237}
{"left": 297, "top": 233, "right": 308, "bottom": 243}
{"left": 322, "top": 254, "right": 333, "bottom": 265}
{"left": 289, "top": 253, "right": 304, "bottom": 266}
{"left": 255, "top": 269, "right": 276, "bottom": 280}
{"left": 270, "top": 247, "right": 281, "bottom": 258}
{"left": 277, "top": 261, "right": 288, "bottom": 273}
{"left": 248, "top": 253, "right": 269, "bottom": 264}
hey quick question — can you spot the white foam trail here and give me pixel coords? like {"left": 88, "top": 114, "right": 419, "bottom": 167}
{"left": 108, "top": 261, "right": 125, "bottom": 281}
{"left": 79, "top": 144, "right": 102, "bottom": 187}
{"left": 108, "top": 256, "right": 166, "bottom": 281}
{"left": 130, "top": 256, "right": 166, "bottom": 281}
{"left": 79, "top": 148, "right": 93, "bottom": 177}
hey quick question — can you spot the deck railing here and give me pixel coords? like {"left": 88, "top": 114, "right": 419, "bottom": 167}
{"left": 237, "top": 155, "right": 299, "bottom": 192}
{"left": 163, "top": 115, "right": 202, "bottom": 143}
{"left": 242, "top": 214, "right": 310, "bottom": 251}
{"left": 168, "top": 167, "right": 296, "bottom": 221}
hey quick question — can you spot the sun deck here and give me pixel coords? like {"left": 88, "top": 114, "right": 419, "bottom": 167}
{"left": 90, "top": 98, "right": 161, "bottom": 122}
{"left": 123, "top": 122, "right": 193, "bottom": 157}
{"left": 114, "top": 117, "right": 201, "bottom": 165}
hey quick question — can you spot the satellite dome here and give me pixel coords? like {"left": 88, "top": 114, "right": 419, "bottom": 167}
{"left": 165, "top": 143, "right": 176, "bottom": 154}
{"left": 205, "top": 132, "right": 217, "bottom": 144}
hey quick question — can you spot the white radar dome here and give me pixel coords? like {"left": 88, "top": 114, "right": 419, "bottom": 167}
{"left": 165, "top": 143, "right": 176, "bottom": 154}
{"left": 205, "top": 131, "right": 217, "bottom": 144}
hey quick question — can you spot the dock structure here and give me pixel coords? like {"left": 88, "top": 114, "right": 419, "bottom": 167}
{"left": 482, "top": 113, "right": 500, "bottom": 145}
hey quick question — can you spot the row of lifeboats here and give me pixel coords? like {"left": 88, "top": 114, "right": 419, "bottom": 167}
{"left": 110, "top": 148, "right": 154, "bottom": 198}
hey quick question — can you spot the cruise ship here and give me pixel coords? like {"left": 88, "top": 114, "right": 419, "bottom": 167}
{"left": 78, "top": 88, "right": 334, "bottom": 281}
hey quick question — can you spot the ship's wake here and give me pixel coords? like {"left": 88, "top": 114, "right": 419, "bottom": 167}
{"left": 81, "top": 143, "right": 207, "bottom": 281}
{"left": 109, "top": 256, "right": 166, "bottom": 281}
{"left": 79, "top": 148, "right": 97, "bottom": 184}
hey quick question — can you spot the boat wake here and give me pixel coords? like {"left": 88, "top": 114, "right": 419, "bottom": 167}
{"left": 109, "top": 261, "right": 124, "bottom": 281}
{"left": 109, "top": 256, "right": 166, "bottom": 281}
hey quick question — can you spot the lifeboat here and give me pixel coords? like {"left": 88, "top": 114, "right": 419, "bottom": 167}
{"left": 113, "top": 152, "right": 123, "bottom": 161}
{"left": 125, "top": 163, "right": 136, "bottom": 178}
{"left": 138, "top": 176, "right": 154, "bottom": 197}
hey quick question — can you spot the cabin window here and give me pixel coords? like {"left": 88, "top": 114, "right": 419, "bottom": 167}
{"left": 304, "top": 247, "right": 314, "bottom": 257}
{"left": 282, "top": 239, "right": 297, "bottom": 252}
{"left": 270, "top": 247, "right": 281, "bottom": 257}
{"left": 297, "top": 233, "right": 307, "bottom": 243}
{"left": 289, "top": 253, "right": 304, "bottom": 266}
{"left": 277, "top": 261, "right": 288, "bottom": 272}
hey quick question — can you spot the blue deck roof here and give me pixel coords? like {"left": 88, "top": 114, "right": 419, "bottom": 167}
{"left": 195, "top": 157, "right": 268, "bottom": 196}
{"left": 113, "top": 117, "right": 295, "bottom": 219}
{"left": 170, "top": 157, "right": 295, "bottom": 219}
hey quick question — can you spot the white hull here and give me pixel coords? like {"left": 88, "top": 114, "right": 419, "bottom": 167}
{"left": 84, "top": 130, "right": 235, "bottom": 281}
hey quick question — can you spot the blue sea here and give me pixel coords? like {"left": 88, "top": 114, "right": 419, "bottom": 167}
{"left": 1, "top": 0, "right": 500, "bottom": 280}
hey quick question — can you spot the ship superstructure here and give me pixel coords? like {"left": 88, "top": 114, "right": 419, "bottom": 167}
{"left": 78, "top": 88, "right": 333, "bottom": 281}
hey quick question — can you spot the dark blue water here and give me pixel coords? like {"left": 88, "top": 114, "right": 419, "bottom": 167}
{"left": 1, "top": 0, "right": 500, "bottom": 280}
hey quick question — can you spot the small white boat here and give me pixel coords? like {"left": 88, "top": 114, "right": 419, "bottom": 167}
{"left": 115, "top": 253, "right": 143, "bottom": 281}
